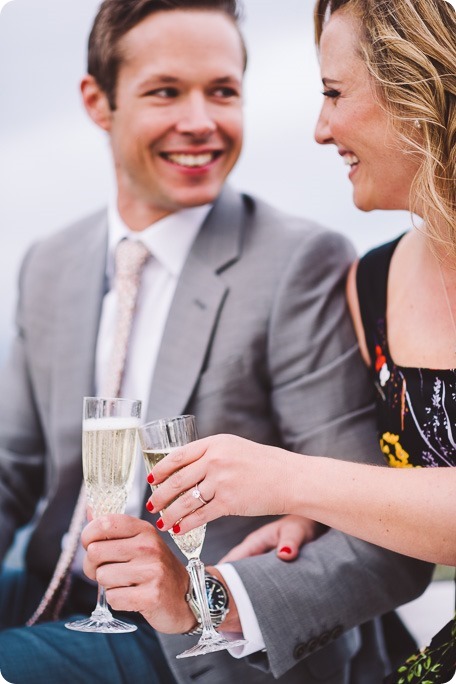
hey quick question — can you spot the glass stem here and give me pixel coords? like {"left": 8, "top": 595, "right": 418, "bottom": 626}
{"left": 187, "top": 559, "right": 218, "bottom": 636}
{"left": 93, "top": 584, "right": 110, "bottom": 617}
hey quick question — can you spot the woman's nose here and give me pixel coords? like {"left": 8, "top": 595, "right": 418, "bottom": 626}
{"left": 314, "top": 105, "right": 333, "bottom": 145}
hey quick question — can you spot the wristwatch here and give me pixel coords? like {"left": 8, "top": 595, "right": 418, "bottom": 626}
{"left": 184, "top": 572, "right": 229, "bottom": 635}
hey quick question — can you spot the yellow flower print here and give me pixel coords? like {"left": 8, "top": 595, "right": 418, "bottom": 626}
{"left": 380, "top": 432, "right": 415, "bottom": 468}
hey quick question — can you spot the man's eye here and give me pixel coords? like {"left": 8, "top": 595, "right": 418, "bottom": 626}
{"left": 145, "top": 88, "right": 179, "bottom": 98}
{"left": 213, "top": 87, "right": 239, "bottom": 98}
{"left": 322, "top": 89, "right": 340, "bottom": 99}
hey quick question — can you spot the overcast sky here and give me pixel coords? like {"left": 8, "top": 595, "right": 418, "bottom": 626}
{"left": 0, "top": 0, "right": 412, "bottom": 360}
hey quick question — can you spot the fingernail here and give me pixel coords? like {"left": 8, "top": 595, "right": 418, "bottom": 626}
{"left": 172, "top": 523, "right": 181, "bottom": 534}
{"left": 279, "top": 546, "right": 292, "bottom": 554}
{"left": 156, "top": 518, "right": 164, "bottom": 530}
{"left": 147, "top": 473, "right": 154, "bottom": 484}
{"left": 146, "top": 500, "right": 153, "bottom": 512}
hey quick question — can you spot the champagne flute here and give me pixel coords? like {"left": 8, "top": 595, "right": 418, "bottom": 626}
{"left": 138, "top": 415, "right": 247, "bottom": 658}
{"left": 66, "top": 396, "right": 141, "bottom": 634}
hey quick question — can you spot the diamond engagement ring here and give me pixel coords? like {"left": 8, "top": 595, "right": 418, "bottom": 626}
{"left": 192, "top": 484, "right": 208, "bottom": 506}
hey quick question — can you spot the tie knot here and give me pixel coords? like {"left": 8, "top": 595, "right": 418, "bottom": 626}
{"left": 115, "top": 239, "right": 150, "bottom": 279}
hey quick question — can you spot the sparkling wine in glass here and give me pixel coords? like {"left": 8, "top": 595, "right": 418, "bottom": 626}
{"left": 65, "top": 396, "right": 141, "bottom": 634}
{"left": 138, "top": 415, "right": 247, "bottom": 657}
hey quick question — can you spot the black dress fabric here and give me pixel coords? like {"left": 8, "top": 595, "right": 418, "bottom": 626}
{"left": 356, "top": 236, "right": 456, "bottom": 684}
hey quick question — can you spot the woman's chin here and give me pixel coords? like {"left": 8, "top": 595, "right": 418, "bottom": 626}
{"left": 352, "top": 193, "right": 375, "bottom": 213}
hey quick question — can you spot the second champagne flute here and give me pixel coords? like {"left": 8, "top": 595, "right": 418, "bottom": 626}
{"left": 138, "top": 415, "right": 247, "bottom": 657}
{"left": 65, "top": 396, "right": 141, "bottom": 634}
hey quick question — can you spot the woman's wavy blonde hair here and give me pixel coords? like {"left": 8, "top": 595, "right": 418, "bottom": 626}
{"left": 314, "top": 0, "right": 456, "bottom": 257}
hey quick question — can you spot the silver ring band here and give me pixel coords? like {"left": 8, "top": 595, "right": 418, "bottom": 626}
{"left": 192, "top": 484, "right": 208, "bottom": 506}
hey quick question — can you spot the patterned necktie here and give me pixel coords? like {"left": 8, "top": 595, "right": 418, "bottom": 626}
{"left": 102, "top": 239, "right": 150, "bottom": 398}
{"left": 27, "top": 239, "right": 150, "bottom": 625}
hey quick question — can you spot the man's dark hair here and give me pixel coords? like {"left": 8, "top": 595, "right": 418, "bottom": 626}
{"left": 88, "top": 0, "right": 247, "bottom": 110}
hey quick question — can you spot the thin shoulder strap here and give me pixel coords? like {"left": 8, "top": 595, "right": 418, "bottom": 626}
{"left": 356, "top": 235, "right": 403, "bottom": 360}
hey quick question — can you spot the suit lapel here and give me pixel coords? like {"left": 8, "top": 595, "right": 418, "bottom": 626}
{"left": 49, "top": 187, "right": 245, "bottom": 453}
{"left": 146, "top": 187, "right": 245, "bottom": 421}
{"left": 52, "top": 213, "right": 108, "bottom": 469}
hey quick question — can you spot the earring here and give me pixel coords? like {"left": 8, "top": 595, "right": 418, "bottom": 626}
{"left": 414, "top": 119, "right": 422, "bottom": 129}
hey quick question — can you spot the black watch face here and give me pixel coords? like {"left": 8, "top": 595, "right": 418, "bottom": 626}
{"left": 204, "top": 578, "right": 227, "bottom": 612}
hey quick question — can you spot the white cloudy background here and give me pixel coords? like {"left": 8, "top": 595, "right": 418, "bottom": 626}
{"left": 0, "top": 0, "right": 411, "bottom": 360}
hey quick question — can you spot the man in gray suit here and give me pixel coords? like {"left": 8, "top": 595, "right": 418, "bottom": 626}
{"left": 0, "top": 0, "right": 432, "bottom": 682}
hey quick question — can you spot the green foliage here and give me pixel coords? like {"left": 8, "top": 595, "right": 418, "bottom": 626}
{"left": 390, "top": 613, "right": 455, "bottom": 683}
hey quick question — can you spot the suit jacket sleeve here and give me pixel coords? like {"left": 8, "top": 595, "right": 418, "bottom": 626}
{"left": 230, "top": 228, "right": 433, "bottom": 678}
{"left": 0, "top": 244, "right": 46, "bottom": 560}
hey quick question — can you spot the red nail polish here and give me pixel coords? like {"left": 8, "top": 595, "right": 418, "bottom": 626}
{"left": 146, "top": 500, "right": 153, "bottom": 512}
{"left": 147, "top": 473, "right": 154, "bottom": 484}
{"left": 173, "top": 524, "right": 181, "bottom": 534}
{"left": 156, "top": 518, "right": 164, "bottom": 530}
{"left": 279, "top": 546, "right": 292, "bottom": 554}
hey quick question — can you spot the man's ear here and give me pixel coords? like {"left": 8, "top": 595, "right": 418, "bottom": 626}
{"left": 80, "top": 75, "right": 113, "bottom": 131}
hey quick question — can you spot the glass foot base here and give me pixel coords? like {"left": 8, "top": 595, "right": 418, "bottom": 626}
{"left": 65, "top": 613, "right": 137, "bottom": 634}
{"left": 176, "top": 636, "right": 247, "bottom": 658}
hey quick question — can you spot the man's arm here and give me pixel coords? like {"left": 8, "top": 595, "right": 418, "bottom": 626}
{"left": 228, "top": 228, "right": 432, "bottom": 677}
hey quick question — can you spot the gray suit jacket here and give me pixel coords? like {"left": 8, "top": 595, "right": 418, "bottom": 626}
{"left": 0, "top": 186, "right": 432, "bottom": 683}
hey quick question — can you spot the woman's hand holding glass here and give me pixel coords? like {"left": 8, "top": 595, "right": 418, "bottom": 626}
{"left": 148, "top": 434, "right": 305, "bottom": 536}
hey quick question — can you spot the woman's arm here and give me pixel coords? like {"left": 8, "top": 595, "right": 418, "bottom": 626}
{"left": 149, "top": 434, "right": 456, "bottom": 566}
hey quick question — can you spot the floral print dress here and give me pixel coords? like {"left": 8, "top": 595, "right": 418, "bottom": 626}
{"left": 356, "top": 235, "right": 456, "bottom": 684}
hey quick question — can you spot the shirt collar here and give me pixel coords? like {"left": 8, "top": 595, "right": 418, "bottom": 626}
{"left": 106, "top": 204, "right": 212, "bottom": 279}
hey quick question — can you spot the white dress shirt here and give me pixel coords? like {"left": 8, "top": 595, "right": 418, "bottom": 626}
{"left": 96, "top": 204, "right": 210, "bottom": 514}
{"left": 75, "top": 202, "right": 265, "bottom": 655}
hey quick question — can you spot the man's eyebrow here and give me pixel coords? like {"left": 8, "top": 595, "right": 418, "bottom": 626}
{"left": 211, "top": 75, "right": 241, "bottom": 83}
{"left": 137, "top": 75, "right": 242, "bottom": 88}
{"left": 137, "top": 74, "right": 179, "bottom": 87}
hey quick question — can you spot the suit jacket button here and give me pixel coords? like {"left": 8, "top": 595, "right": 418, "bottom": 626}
{"left": 319, "top": 631, "right": 331, "bottom": 647}
{"left": 330, "top": 625, "right": 343, "bottom": 640}
{"left": 293, "top": 642, "right": 307, "bottom": 660}
{"left": 307, "top": 637, "right": 319, "bottom": 652}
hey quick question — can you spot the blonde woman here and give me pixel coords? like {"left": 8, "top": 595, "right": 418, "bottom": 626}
{"left": 149, "top": 0, "right": 456, "bottom": 681}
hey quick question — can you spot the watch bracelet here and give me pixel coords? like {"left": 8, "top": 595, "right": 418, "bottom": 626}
{"left": 183, "top": 610, "right": 227, "bottom": 636}
{"left": 183, "top": 573, "right": 229, "bottom": 636}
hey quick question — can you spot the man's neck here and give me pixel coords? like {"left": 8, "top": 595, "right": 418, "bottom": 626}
{"left": 116, "top": 199, "right": 172, "bottom": 232}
